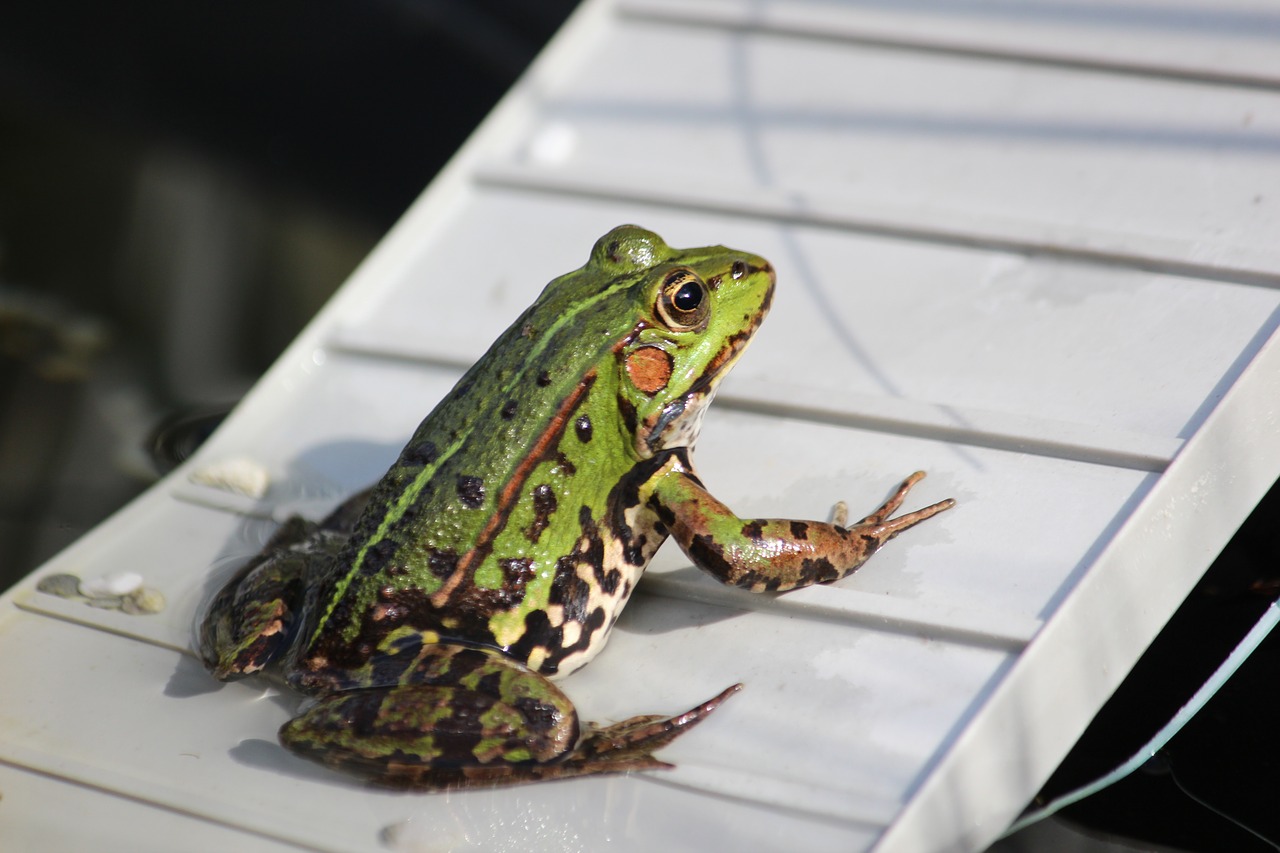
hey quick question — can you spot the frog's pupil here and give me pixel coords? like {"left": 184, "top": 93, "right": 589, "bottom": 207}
{"left": 674, "top": 282, "right": 702, "bottom": 312}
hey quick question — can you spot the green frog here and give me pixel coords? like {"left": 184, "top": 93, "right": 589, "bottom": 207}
{"left": 199, "top": 225, "right": 954, "bottom": 789}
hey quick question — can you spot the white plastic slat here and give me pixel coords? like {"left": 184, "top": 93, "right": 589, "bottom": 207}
{"left": 0, "top": 764, "right": 300, "bottom": 853}
{"left": 621, "top": 0, "right": 1280, "bottom": 88}
{"left": 494, "top": 15, "right": 1280, "bottom": 276}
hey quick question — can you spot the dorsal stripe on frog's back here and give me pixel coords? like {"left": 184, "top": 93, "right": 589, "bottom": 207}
{"left": 428, "top": 370, "right": 598, "bottom": 609}
{"left": 308, "top": 270, "right": 648, "bottom": 646}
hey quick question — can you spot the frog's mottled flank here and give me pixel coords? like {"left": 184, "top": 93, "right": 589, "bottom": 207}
{"left": 199, "top": 225, "right": 954, "bottom": 789}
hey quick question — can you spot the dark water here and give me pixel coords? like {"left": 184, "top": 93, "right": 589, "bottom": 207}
{"left": 996, "top": 477, "right": 1280, "bottom": 852}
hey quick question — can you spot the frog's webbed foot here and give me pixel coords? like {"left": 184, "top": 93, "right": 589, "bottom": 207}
{"left": 544, "top": 682, "right": 743, "bottom": 778}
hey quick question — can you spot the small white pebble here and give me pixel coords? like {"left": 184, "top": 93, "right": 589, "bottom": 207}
{"left": 122, "top": 587, "right": 167, "bottom": 615}
{"left": 190, "top": 457, "right": 270, "bottom": 499}
{"left": 81, "top": 571, "right": 144, "bottom": 598}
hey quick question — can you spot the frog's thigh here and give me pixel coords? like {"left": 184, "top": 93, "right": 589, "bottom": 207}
{"left": 280, "top": 645, "right": 579, "bottom": 784}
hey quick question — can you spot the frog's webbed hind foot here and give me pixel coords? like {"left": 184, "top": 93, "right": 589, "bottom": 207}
{"left": 552, "top": 682, "right": 743, "bottom": 778}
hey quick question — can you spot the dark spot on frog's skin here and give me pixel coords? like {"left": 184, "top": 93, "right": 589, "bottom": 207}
{"left": 429, "top": 549, "right": 459, "bottom": 579}
{"left": 400, "top": 440, "right": 438, "bottom": 466}
{"left": 499, "top": 557, "right": 535, "bottom": 596}
{"left": 575, "top": 505, "right": 619, "bottom": 593}
{"left": 448, "top": 556, "right": 538, "bottom": 619}
{"left": 801, "top": 556, "right": 840, "bottom": 585}
{"left": 741, "top": 520, "right": 765, "bottom": 542}
{"left": 525, "top": 484, "right": 558, "bottom": 542}
{"left": 536, "top": 370, "right": 552, "bottom": 387}
{"left": 548, "top": 556, "right": 591, "bottom": 621}
{"left": 616, "top": 395, "right": 638, "bottom": 435}
{"left": 476, "top": 671, "right": 503, "bottom": 698}
{"left": 575, "top": 415, "right": 593, "bottom": 443}
{"left": 649, "top": 499, "right": 676, "bottom": 529}
{"left": 555, "top": 451, "right": 576, "bottom": 477}
{"left": 457, "top": 475, "right": 485, "bottom": 508}
{"left": 521, "top": 323, "right": 536, "bottom": 339}
{"left": 451, "top": 380, "right": 475, "bottom": 401}
{"left": 621, "top": 534, "right": 648, "bottom": 567}
{"left": 688, "top": 533, "right": 736, "bottom": 583}
{"left": 513, "top": 696, "right": 563, "bottom": 734}
{"left": 607, "top": 240, "right": 622, "bottom": 263}
{"left": 790, "top": 521, "right": 810, "bottom": 540}
{"left": 361, "top": 538, "right": 400, "bottom": 575}
{"left": 507, "top": 609, "right": 561, "bottom": 667}
{"left": 509, "top": 604, "right": 608, "bottom": 676}
{"left": 501, "top": 400, "right": 518, "bottom": 420}
{"left": 706, "top": 274, "right": 722, "bottom": 290}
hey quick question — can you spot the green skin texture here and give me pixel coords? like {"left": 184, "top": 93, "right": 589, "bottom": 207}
{"left": 198, "top": 225, "right": 955, "bottom": 790}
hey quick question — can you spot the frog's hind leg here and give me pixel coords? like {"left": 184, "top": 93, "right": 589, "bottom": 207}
{"left": 279, "top": 644, "right": 740, "bottom": 790}
{"left": 200, "top": 489, "right": 374, "bottom": 681}
{"left": 199, "top": 516, "right": 318, "bottom": 680}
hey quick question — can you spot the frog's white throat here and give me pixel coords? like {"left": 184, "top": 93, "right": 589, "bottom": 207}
{"left": 643, "top": 386, "right": 716, "bottom": 455}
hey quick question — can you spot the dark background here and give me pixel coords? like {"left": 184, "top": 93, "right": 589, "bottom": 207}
{"left": 0, "top": 1, "right": 580, "bottom": 583}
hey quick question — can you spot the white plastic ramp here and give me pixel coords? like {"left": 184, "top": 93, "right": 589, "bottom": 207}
{"left": 3, "top": 2, "right": 1278, "bottom": 851}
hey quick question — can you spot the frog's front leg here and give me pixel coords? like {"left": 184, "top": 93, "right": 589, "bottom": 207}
{"left": 645, "top": 456, "right": 954, "bottom": 592}
{"left": 280, "top": 644, "right": 739, "bottom": 790}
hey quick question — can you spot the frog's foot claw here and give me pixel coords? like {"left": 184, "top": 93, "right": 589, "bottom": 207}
{"left": 850, "top": 471, "right": 955, "bottom": 540}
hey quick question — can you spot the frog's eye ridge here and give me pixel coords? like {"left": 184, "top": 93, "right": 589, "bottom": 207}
{"left": 657, "top": 269, "right": 709, "bottom": 330}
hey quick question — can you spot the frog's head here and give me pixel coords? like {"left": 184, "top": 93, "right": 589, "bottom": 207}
{"left": 598, "top": 225, "right": 775, "bottom": 458}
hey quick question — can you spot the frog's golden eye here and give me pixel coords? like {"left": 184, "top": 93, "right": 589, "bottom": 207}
{"left": 657, "top": 269, "right": 709, "bottom": 330}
